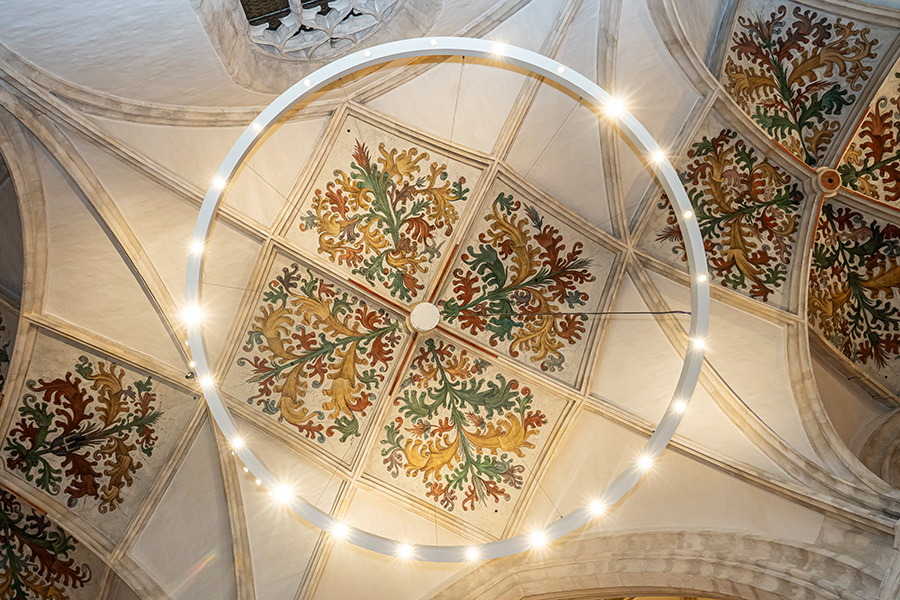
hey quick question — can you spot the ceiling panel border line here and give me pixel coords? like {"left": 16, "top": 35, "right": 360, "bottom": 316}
{"left": 110, "top": 399, "right": 208, "bottom": 562}
{"left": 211, "top": 418, "right": 256, "bottom": 600}
{"left": 633, "top": 252, "right": 802, "bottom": 326}
{"left": 490, "top": 0, "right": 585, "bottom": 160}
{"left": 0, "top": 89, "right": 195, "bottom": 369}
{"left": 0, "top": 70, "right": 268, "bottom": 242}
{"left": 348, "top": 0, "right": 537, "bottom": 106}
{"left": 0, "top": 110, "right": 48, "bottom": 317}
{"left": 785, "top": 322, "right": 900, "bottom": 499}
{"left": 579, "top": 250, "right": 630, "bottom": 400}
{"left": 96, "top": 565, "right": 115, "bottom": 600}
{"left": 577, "top": 399, "right": 895, "bottom": 537}
{"left": 628, "top": 258, "right": 900, "bottom": 518}
{"left": 825, "top": 36, "right": 900, "bottom": 170}
{"left": 627, "top": 88, "right": 719, "bottom": 242}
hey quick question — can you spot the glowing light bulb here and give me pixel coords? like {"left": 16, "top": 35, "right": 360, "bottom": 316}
{"left": 466, "top": 546, "right": 480, "bottom": 561}
{"left": 673, "top": 399, "right": 687, "bottom": 413}
{"left": 243, "top": 466, "right": 249, "bottom": 473}
{"left": 638, "top": 454, "right": 654, "bottom": 472}
{"left": 199, "top": 375, "right": 214, "bottom": 389}
{"left": 364, "top": 50, "right": 372, "bottom": 58}
{"left": 251, "top": 122, "right": 262, "bottom": 132}
{"left": 182, "top": 305, "right": 202, "bottom": 326}
{"left": 605, "top": 97, "right": 625, "bottom": 117}
{"left": 429, "top": 38, "right": 438, "bottom": 46}
{"left": 273, "top": 485, "right": 292, "bottom": 504}
{"left": 332, "top": 522, "right": 349, "bottom": 540}
{"left": 396, "top": 544, "right": 413, "bottom": 559}
{"left": 188, "top": 361, "right": 196, "bottom": 369}
{"left": 190, "top": 240, "right": 204, "bottom": 255}
{"left": 491, "top": 42, "right": 506, "bottom": 56}
{"left": 530, "top": 531, "right": 546, "bottom": 548}
{"left": 683, "top": 209, "right": 693, "bottom": 219}
{"left": 230, "top": 436, "right": 244, "bottom": 450}
{"left": 692, "top": 338, "right": 706, "bottom": 350}
{"left": 556, "top": 65, "right": 565, "bottom": 74}
{"left": 651, "top": 149, "right": 666, "bottom": 164}
{"left": 590, "top": 500, "right": 607, "bottom": 516}
{"left": 211, "top": 176, "right": 226, "bottom": 190}
{"left": 697, "top": 274, "right": 708, "bottom": 283}
{"left": 255, "top": 479, "right": 261, "bottom": 486}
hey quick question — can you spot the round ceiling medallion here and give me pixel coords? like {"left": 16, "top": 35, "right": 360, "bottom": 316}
{"left": 408, "top": 302, "right": 441, "bottom": 333}
{"left": 185, "top": 37, "right": 710, "bottom": 562}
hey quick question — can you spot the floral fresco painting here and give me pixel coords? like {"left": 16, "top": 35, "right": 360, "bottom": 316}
{"left": 809, "top": 200, "right": 900, "bottom": 391}
{"left": 721, "top": 0, "right": 883, "bottom": 166}
{"left": 638, "top": 117, "right": 806, "bottom": 309}
{"left": 0, "top": 333, "right": 197, "bottom": 540}
{"left": 0, "top": 486, "right": 103, "bottom": 600}
{"left": 839, "top": 64, "right": 900, "bottom": 207}
{"left": 288, "top": 115, "right": 483, "bottom": 304}
{"left": 366, "top": 335, "right": 566, "bottom": 536}
{"left": 225, "top": 255, "right": 410, "bottom": 461}
{"left": 438, "top": 180, "right": 614, "bottom": 387}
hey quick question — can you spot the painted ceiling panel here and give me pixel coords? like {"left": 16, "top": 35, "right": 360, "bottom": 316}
{"left": 525, "top": 411, "right": 824, "bottom": 545}
{"left": 0, "top": 0, "right": 272, "bottom": 107}
{"left": 283, "top": 113, "right": 486, "bottom": 305}
{"left": 637, "top": 111, "right": 808, "bottom": 310}
{"left": 650, "top": 270, "right": 822, "bottom": 464}
{"left": 366, "top": 0, "right": 568, "bottom": 155}
{"left": 36, "top": 142, "right": 185, "bottom": 368}
{"left": 0, "top": 161, "right": 23, "bottom": 300}
{"left": 436, "top": 176, "right": 617, "bottom": 387}
{"left": 361, "top": 332, "right": 570, "bottom": 538}
{"left": 719, "top": 0, "right": 894, "bottom": 166}
{"left": 589, "top": 272, "right": 786, "bottom": 477}
{"left": 223, "top": 252, "right": 413, "bottom": 464}
{"left": 808, "top": 198, "right": 900, "bottom": 394}
{"left": 130, "top": 421, "right": 236, "bottom": 600}
{"left": 312, "top": 488, "right": 467, "bottom": 600}
{"left": 1, "top": 331, "right": 199, "bottom": 542}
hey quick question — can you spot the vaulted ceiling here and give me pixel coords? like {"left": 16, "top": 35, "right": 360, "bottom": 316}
{"left": 1, "top": 1, "right": 900, "bottom": 600}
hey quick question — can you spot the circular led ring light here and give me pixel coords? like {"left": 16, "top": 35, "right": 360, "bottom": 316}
{"left": 186, "top": 37, "right": 710, "bottom": 563}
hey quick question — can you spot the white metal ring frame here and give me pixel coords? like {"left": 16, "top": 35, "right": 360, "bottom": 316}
{"left": 185, "top": 36, "right": 710, "bottom": 563}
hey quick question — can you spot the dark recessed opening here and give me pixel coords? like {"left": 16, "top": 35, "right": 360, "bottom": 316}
{"left": 240, "top": 0, "right": 332, "bottom": 29}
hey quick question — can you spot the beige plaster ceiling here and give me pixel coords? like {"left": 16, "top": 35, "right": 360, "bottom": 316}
{"left": 1, "top": 1, "right": 900, "bottom": 600}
